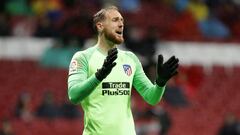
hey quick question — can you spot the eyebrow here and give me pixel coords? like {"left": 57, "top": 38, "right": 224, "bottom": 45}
{"left": 112, "top": 17, "right": 124, "bottom": 22}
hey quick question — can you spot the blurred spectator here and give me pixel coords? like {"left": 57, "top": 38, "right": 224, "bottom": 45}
{"left": 59, "top": 12, "right": 93, "bottom": 42}
{"left": 125, "top": 26, "right": 159, "bottom": 60}
{"left": 31, "top": 0, "right": 62, "bottom": 17}
{"left": 212, "top": 0, "right": 239, "bottom": 38}
{"left": 119, "top": 0, "right": 140, "bottom": 12}
{"left": 11, "top": 16, "right": 36, "bottom": 36}
{"left": 124, "top": 25, "right": 153, "bottom": 65}
{"left": 144, "top": 61, "right": 157, "bottom": 83}
{"left": 218, "top": 113, "right": 240, "bottom": 135}
{"left": 149, "top": 106, "right": 172, "bottom": 135}
{"left": 131, "top": 94, "right": 145, "bottom": 120}
{"left": 0, "top": 0, "right": 239, "bottom": 41}
{"left": 173, "top": 0, "right": 231, "bottom": 38}
{"left": 0, "top": 118, "right": 14, "bottom": 135}
{"left": 174, "top": 0, "right": 189, "bottom": 11}
{"left": 14, "top": 92, "right": 33, "bottom": 122}
{"left": 187, "top": 0, "right": 230, "bottom": 38}
{"left": 141, "top": 26, "right": 159, "bottom": 60}
{"left": 34, "top": 15, "right": 58, "bottom": 37}
{"left": 124, "top": 25, "right": 142, "bottom": 53}
{"left": 163, "top": 79, "right": 189, "bottom": 107}
{"left": 198, "top": 15, "right": 230, "bottom": 38}
{"left": 143, "top": 118, "right": 160, "bottom": 135}
{"left": 36, "top": 91, "right": 60, "bottom": 119}
{"left": 213, "top": 0, "right": 238, "bottom": 27}
{"left": 0, "top": 13, "right": 11, "bottom": 36}
{"left": 170, "top": 65, "right": 204, "bottom": 101}
{"left": 59, "top": 100, "right": 81, "bottom": 119}
{"left": 187, "top": 0, "right": 209, "bottom": 22}
{"left": 137, "top": 106, "right": 171, "bottom": 135}
{"left": 5, "top": 0, "right": 32, "bottom": 16}
{"left": 0, "top": 0, "right": 238, "bottom": 41}
{"left": 136, "top": 111, "right": 160, "bottom": 135}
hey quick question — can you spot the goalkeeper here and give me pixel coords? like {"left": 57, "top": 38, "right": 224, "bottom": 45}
{"left": 68, "top": 6, "right": 179, "bottom": 135}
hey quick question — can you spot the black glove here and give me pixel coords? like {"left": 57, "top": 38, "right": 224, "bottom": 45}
{"left": 156, "top": 55, "right": 179, "bottom": 86}
{"left": 95, "top": 48, "right": 118, "bottom": 81}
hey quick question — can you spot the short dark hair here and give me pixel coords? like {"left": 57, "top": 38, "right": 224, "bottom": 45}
{"left": 93, "top": 6, "right": 119, "bottom": 33}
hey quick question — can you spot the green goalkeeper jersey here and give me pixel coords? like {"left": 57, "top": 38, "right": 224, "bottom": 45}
{"left": 68, "top": 45, "right": 165, "bottom": 135}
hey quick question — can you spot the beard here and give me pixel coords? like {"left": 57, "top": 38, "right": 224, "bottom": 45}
{"left": 104, "top": 29, "right": 124, "bottom": 44}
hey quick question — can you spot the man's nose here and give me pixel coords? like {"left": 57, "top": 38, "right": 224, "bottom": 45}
{"left": 118, "top": 22, "right": 124, "bottom": 28}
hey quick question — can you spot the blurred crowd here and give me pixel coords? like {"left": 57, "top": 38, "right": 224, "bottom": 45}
{"left": 1, "top": 86, "right": 239, "bottom": 135}
{"left": 0, "top": 0, "right": 240, "bottom": 41}
{"left": 1, "top": 0, "right": 240, "bottom": 68}
{"left": 15, "top": 91, "right": 81, "bottom": 121}
{"left": 1, "top": 0, "right": 240, "bottom": 135}
{"left": 0, "top": 90, "right": 81, "bottom": 135}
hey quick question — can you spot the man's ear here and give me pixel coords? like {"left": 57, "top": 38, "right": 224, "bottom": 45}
{"left": 96, "top": 22, "right": 104, "bottom": 32}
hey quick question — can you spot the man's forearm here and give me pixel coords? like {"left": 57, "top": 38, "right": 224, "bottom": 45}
{"left": 68, "top": 75, "right": 100, "bottom": 104}
{"left": 142, "top": 85, "right": 166, "bottom": 105}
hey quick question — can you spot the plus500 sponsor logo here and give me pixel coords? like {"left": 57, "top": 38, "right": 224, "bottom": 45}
{"left": 102, "top": 82, "right": 130, "bottom": 96}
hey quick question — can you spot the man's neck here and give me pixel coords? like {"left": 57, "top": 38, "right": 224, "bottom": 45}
{"left": 97, "top": 36, "right": 116, "bottom": 54}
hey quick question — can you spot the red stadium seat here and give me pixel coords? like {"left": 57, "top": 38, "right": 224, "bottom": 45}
{"left": 1, "top": 60, "right": 240, "bottom": 135}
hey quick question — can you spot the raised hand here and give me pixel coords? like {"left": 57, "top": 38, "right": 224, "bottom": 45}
{"left": 156, "top": 55, "right": 179, "bottom": 86}
{"left": 95, "top": 48, "right": 118, "bottom": 81}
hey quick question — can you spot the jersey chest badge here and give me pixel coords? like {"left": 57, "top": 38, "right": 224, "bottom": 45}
{"left": 123, "top": 64, "right": 132, "bottom": 76}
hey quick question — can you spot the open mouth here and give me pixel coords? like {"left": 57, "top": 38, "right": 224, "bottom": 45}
{"left": 115, "top": 31, "right": 123, "bottom": 35}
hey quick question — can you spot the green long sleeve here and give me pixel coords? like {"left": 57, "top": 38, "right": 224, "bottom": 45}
{"left": 68, "top": 49, "right": 100, "bottom": 104}
{"left": 130, "top": 53, "right": 165, "bottom": 105}
{"left": 68, "top": 74, "right": 100, "bottom": 104}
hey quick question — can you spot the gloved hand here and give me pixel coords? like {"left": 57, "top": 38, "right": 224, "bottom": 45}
{"left": 95, "top": 48, "right": 118, "bottom": 81}
{"left": 156, "top": 55, "right": 179, "bottom": 86}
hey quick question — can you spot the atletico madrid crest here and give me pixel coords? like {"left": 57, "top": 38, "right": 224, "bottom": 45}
{"left": 123, "top": 64, "right": 132, "bottom": 76}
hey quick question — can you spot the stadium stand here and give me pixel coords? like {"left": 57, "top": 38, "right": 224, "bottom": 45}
{"left": 0, "top": 60, "right": 240, "bottom": 135}
{"left": 1, "top": 0, "right": 240, "bottom": 135}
